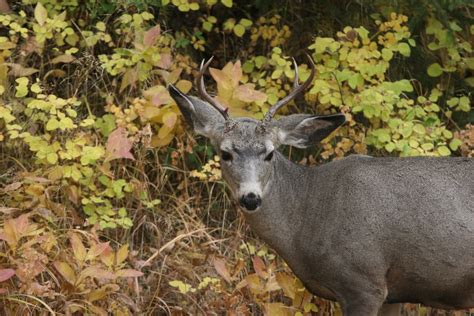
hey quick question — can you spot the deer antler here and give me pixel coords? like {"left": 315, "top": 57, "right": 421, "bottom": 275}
{"left": 262, "top": 54, "right": 316, "bottom": 124}
{"left": 197, "top": 57, "right": 230, "bottom": 120}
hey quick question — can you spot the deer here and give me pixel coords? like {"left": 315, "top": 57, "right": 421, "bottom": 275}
{"left": 168, "top": 56, "right": 474, "bottom": 316}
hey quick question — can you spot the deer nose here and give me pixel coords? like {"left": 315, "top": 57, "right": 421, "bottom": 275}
{"left": 240, "top": 192, "right": 262, "bottom": 211}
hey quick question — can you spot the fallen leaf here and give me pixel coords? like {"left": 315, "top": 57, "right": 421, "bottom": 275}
{"left": 53, "top": 261, "right": 76, "bottom": 284}
{"left": 213, "top": 257, "right": 232, "bottom": 283}
{"left": 8, "top": 63, "right": 39, "bottom": 77}
{"left": 115, "top": 269, "right": 144, "bottom": 278}
{"left": 0, "top": 269, "right": 15, "bottom": 282}
{"left": 69, "top": 232, "right": 87, "bottom": 262}
{"left": 50, "top": 54, "right": 75, "bottom": 64}
{"left": 252, "top": 256, "right": 267, "bottom": 278}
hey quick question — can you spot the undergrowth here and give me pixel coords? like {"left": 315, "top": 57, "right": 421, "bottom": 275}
{"left": 0, "top": 0, "right": 472, "bottom": 314}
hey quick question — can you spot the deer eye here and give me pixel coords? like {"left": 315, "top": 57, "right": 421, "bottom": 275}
{"left": 221, "top": 150, "right": 233, "bottom": 162}
{"left": 264, "top": 151, "right": 274, "bottom": 161}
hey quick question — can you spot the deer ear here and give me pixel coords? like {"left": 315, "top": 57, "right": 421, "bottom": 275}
{"left": 168, "top": 84, "right": 225, "bottom": 139}
{"left": 273, "top": 113, "right": 346, "bottom": 148}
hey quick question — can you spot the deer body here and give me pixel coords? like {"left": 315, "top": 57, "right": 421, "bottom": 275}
{"left": 168, "top": 57, "right": 474, "bottom": 315}
{"left": 245, "top": 152, "right": 474, "bottom": 312}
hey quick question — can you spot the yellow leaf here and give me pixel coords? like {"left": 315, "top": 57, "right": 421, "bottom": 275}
{"left": 53, "top": 261, "right": 76, "bottom": 285}
{"left": 163, "top": 111, "right": 177, "bottom": 128}
{"left": 175, "top": 80, "right": 192, "bottom": 93}
{"left": 265, "top": 303, "right": 292, "bottom": 316}
{"left": 116, "top": 244, "right": 129, "bottom": 266}
{"left": 34, "top": 3, "right": 48, "bottom": 26}
{"left": 151, "top": 133, "right": 174, "bottom": 147}
{"left": 276, "top": 272, "right": 297, "bottom": 299}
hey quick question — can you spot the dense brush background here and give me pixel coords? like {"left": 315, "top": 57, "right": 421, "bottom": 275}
{"left": 0, "top": 0, "right": 472, "bottom": 315}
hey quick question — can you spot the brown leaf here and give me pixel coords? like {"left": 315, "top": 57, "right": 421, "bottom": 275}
{"left": 0, "top": 207, "right": 20, "bottom": 215}
{"left": 0, "top": 269, "right": 15, "bottom": 282}
{"left": 44, "top": 69, "right": 66, "bottom": 79}
{"left": 86, "top": 242, "right": 111, "bottom": 261}
{"left": 252, "top": 256, "right": 267, "bottom": 278}
{"left": 264, "top": 302, "right": 292, "bottom": 316}
{"left": 115, "top": 269, "right": 143, "bottom": 278}
{"left": 156, "top": 53, "right": 172, "bottom": 69}
{"left": 99, "top": 244, "right": 114, "bottom": 267}
{"left": 120, "top": 68, "right": 139, "bottom": 92}
{"left": 244, "top": 273, "right": 264, "bottom": 295}
{"left": 50, "top": 54, "right": 75, "bottom": 64}
{"left": 69, "top": 232, "right": 87, "bottom": 262}
{"left": 8, "top": 63, "right": 39, "bottom": 77}
{"left": 276, "top": 272, "right": 296, "bottom": 299}
{"left": 234, "top": 84, "right": 267, "bottom": 103}
{"left": 80, "top": 266, "right": 115, "bottom": 280}
{"left": 106, "top": 128, "right": 135, "bottom": 161}
{"left": 3, "top": 182, "right": 22, "bottom": 192}
{"left": 144, "top": 25, "right": 161, "bottom": 47}
{"left": 213, "top": 257, "right": 232, "bottom": 283}
{"left": 53, "top": 261, "right": 76, "bottom": 285}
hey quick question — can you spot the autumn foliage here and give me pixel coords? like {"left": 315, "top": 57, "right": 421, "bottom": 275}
{"left": 0, "top": 0, "right": 472, "bottom": 315}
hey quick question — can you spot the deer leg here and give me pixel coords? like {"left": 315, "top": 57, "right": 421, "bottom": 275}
{"left": 340, "top": 290, "right": 386, "bottom": 316}
{"left": 378, "top": 303, "right": 402, "bottom": 316}
{"left": 342, "top": 302, "right": 382, "bottom": 316}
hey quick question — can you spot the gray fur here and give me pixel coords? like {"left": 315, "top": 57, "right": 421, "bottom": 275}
{"left": 169, "top": 84, "right": 474, "bottom": 316}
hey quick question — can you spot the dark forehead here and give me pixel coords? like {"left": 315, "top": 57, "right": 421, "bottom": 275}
{"left": 222, "top": 118, "right": 269, "bottom": 152}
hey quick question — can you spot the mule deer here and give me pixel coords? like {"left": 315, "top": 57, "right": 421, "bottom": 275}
{"left": 168, "top": 56, "right": 474, "bottom": 316}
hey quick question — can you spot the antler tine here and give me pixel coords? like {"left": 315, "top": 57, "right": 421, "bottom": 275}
{"left": 262, "top": 54, "right": 316, "bottom": 124}
{"left": 197, "top": 57, "right": 229, "bottom": 120}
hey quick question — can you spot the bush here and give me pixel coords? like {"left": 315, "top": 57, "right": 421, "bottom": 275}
{"left": 0, "top": 0, "right": 472, "bottom": 314}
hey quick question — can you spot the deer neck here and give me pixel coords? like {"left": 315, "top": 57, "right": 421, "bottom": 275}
{"left": 242, "top": 151, "right": 315, "bottom": 250}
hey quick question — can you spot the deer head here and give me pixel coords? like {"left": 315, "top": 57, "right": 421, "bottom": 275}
{"left": 169, "top": 56, "right": 345, "bottom": 212}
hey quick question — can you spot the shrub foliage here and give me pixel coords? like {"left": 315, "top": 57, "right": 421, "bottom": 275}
{"left": 0, "top": 0, "right": 472, "bottom": 314}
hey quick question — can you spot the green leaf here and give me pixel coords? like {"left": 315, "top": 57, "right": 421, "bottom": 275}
{"left": 240, "top": 19, "right": 252, "bottom": 27}
{"left": 354, "top": 27, "right": 369, "bottom": 40}
{"left": 437, "top": 146, "right": 451, "bottom": 156}
{"left": 221, "top": 0, "right": 233, "bottom": 7}
{"left": 203, "top": 21, "right": 213, "bottom": 32}
{"left": 46, "top": 152, "right": 58, "bottom": 164}
{"left": 427, "top": 63, "right": 443, "bottom": 77}
{"left": 458, "top": 96, "right": 470, "bottom": 112}
{"left": 46, "top": 118, "right": 60, "bottom": 131}
{"left": 381, "top": 48, "right": 393, "bottom": 61}
{"left": 413, "top": 124, "right": 425, "bottom": 135}
{"left": 80, "top": 146, "right": 105, "bottom": 165}
{"left": 348, "top": 74, "right": 363, "bottom": 89}
{"left": 15, "top": 77, "right": 29, "bottom": 98}
{"left": 233, "top": 24, "right": 245, "bottom": 37}
{"left": 421, "top": 143, "right": 434, "bottom": 151}
{"left": 449, "top": 138, "right": 462, "bottom": 151}
{"left": 397, "top": 43, "right": 411, "bottom": 57}
{"left": 446, "top": 97, "right": 459, "bottom": 108}
{"left": 34, "top": 2, "right": 48, "bottom": 26}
